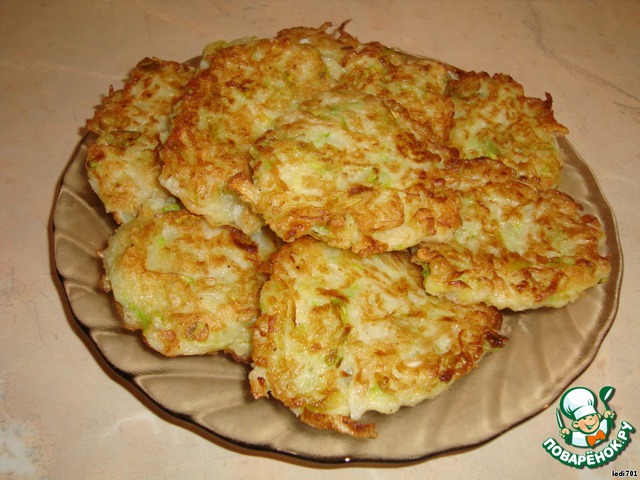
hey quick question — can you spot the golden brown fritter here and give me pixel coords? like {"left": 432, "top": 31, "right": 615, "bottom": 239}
{"left": 230, "top": 89, "right": 461, "bottom": 256}
{"left": 274, "top": 21, "right": 361, "bottom": 81}
{"left": 159, "top": 26, "right": 345, "bottom": 235}
{"left": 100, "top": 209, "right": 278, "bottom": 360}
{"left": 411, "top": 158, "right": 610, "bottom": 311}
{"left": 339, "top": 41, "right": 455, "bottom": 141}
{"left": 446, "top": 70, "right": 569, "bottom": 189}
{"left": 86, "top": 57, "right": 195, "bottom": 224}
{"left": 249, "top": 237, "right": 506, "bottom": 438}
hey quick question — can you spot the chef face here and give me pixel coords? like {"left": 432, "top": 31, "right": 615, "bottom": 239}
{"left": 572, "top": 413, "right": 601, "bottom": 433}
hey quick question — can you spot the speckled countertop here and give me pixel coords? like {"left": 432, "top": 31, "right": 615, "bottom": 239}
{"left": 1, "top": 1, "right": 638, "bottom": 478}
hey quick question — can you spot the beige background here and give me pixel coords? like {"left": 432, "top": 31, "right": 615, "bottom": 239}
{"left": 1, "top": 1, "right": 638, "bottom": 478}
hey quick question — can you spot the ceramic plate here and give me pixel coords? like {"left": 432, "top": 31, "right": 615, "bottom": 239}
{"left": 52, "top": 133, "right": 622, "bottom": 464}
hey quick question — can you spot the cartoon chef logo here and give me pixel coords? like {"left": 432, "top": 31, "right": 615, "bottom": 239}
{"left": 542, "top": 385, "right": 635, "bottom": 469}
{"left": 557, "top": 386, "right": 615, "bottom": 448}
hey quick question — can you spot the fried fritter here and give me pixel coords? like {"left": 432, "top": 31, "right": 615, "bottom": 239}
{"left": 159, "top": 26, "right": 348, "bottom": 235}
{"left": 86, "top": 57, "right": 194, "bottom": 224}
{"left": 339, "top": 41, "right": 455, "bottom": 141}
{"left": 446, "top": 71, "right": 569, "bottom": 189}
{"left": 274, "top": 21, "right": 361, "bottom": 81}
{"left": 249, "top": 237, "right": 506, "bottom": 438}
{"left": 411, "top": 158, "right": 610, "bottom": 311}
{"left": 99, "top": 209, "right": 278, "bottom": 360}
{"left": 230, "top": 89, "right": 461, "bottom": 256}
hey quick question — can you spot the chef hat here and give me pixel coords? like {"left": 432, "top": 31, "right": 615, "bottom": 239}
{"left": 560, "top": 387, "right": 597, "bottom": 421}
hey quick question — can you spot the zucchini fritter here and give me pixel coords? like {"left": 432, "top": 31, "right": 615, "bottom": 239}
{"left": 339, "top": 41, "right": 455, "bottom": 141}
{"left": 86, "top": 58, "right": 195, "bottom": 224}
{"left": 100, "top": 209, "right": 277, "bottom": 360}
{"left": 275, "top": 22, "right": 361, "bottom": 81}
{"left": 159, "top": 27, "right": 349, "bottom": 235}
{"left": 446, "top": 71, "right": 569, "bottom": 189}
{"left": 230, "top": 89, "right": 461, "bottom": 256}
{"left": 411, "top": 158, "right": 610, "bottom": 310}
{"left": 250, "top": 237, "right": 506, "bottom": 438}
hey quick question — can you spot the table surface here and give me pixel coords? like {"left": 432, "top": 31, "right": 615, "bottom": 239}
{"left": 1, "top": 1, "right": 638, "bottom": 478}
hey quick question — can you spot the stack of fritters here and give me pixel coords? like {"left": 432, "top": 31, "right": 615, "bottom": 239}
{"left": 86, "top": 22, "right": 610, "bottom": 438}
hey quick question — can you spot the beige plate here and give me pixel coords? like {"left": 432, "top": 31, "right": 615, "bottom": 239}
{"left": 52, "top": 133, "right": 622, "bottom": 465}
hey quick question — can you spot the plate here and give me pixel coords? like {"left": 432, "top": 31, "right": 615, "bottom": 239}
{"left": 52, "top": 133, "right": 622, "bottom": 464}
